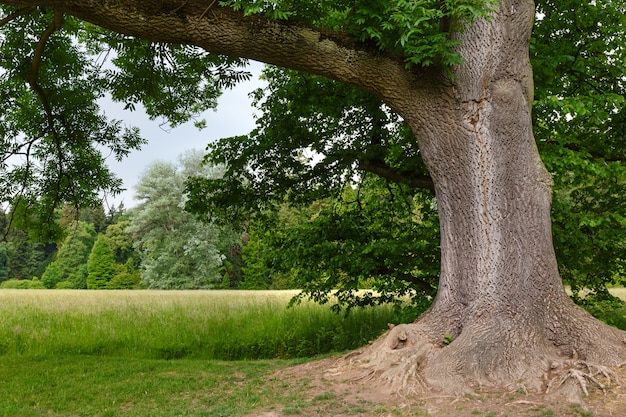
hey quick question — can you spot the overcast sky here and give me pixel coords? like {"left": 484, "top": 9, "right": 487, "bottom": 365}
{"left": 103, "top": 61, "right": 265, "bottom": 209}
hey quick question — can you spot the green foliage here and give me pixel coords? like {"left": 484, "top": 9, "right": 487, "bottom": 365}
{"left": 0, "top": 278, "right": 45, "bottom": 289}
{"left": 240, "top": 220, "right": 299, "bottom": 290}
{"left": 40, "top": 260, "right": 62, "bottom": 289}
{"left": 0, "top": 9, "right": 141, "bottom": 239}
{"left": 238, "top": 179, "right": 440, "bottom": 310}
{"left": 55, "top": 280, "right": 75, "bottom": 289}
{"left": 532, "top": 0, "right": 626, "bottom": 300}
{"left": 1, "top": 208, "right": 58, "bottom": 281}
{"left": 40, "top": 221, "right": 96, "bottom": 288}
{"left": 283, "top": 180, "right": 439, "bottom": 312}
{"left": 188, "top": 66, "right": 439, "bottom": 310}
{"left": 86, "top": 234, "right": 116, "bottom": 289}
{"left": 0, "top": 241, "right": 8, "bottom": 282}
{"left": 0, "top": 6, "right": 250, "bottom": 237}
{"left": 104, "top": 220, "right": 135, "bottom": 264}
{"left": 582, "top": 297, "right": 626, "bottom": 331}
{"left": 3, "top": 236, "right": 56, "bottom": 280}
{"left": 220, "top": 0, "right": 495, "bottom": 67}
{"left": 100, "top": 36, "right": 249, "bottom": 126}
{"left": 107, "top": 264, "right": 141, "bottom": 289}
{"left": 60, "top": 204, "right": 111, "bottom": 234}
{"left": 187, "top": 66, "right": 430, "bottom": 222}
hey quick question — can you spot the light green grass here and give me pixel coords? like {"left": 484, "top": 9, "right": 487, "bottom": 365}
{"left": 1, "top": 289, "right": 624, "bottom": 417}
{"left": 0, "top": 289, "right": 395, "bottom": 359}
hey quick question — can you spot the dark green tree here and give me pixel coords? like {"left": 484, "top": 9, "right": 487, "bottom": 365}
{"left": 240, "top": 178, "right": 440, "bottom": 308}
{"left": 106, "top": 259, "right": 141, "bottom": 289}
{"left": 2, "top": 206, "right": 57, "bottom": 280}
{"left": 86, "top": 234, "right": 116, "bottom": 289}
{"left": 6, "top": 237, "right": 56, "bottom": 279}
{"left": 104, "top": 220, "right": 136, "bottom": 264}
{"left": 103, "top": 220, "right": 141, "bottom": 289}
{"left": 0, "top": 241, "right": 9, "bottom": 282}
{"left": 40, "top": 260, "right": 62, "bottom": 288}
{"left": 41, "top": 221, "right": 96, "bottom": 288}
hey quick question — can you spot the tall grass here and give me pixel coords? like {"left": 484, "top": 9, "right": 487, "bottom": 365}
{"left": 0, "top": 290, "right": 395, "bottom": 360}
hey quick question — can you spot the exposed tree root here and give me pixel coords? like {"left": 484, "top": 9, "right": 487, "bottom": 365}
{"left": 546, "top": 360, "right": 624, "bottom": 398}
{"left": 323, "top": 313, "right": 626, "bottom": 405}
{"left": 326, "top": 324, "right": 435, "bottom": 394}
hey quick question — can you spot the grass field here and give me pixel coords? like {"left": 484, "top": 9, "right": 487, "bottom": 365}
{"left": 0, "top": 289, "right": 400, "bottom": 416}
{"left": 0, "top": 289, "right": 397, "bottom": 359}
{"left": 0, "top": 354, "right": 315, "bottom": 417}
{"left": 1, "top": 288, "right": 625, "bottom": 416}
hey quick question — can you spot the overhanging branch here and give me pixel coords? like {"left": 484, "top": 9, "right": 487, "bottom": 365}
{"left": 359, "top": 159, "right": 435, "bottom": 192}
{"left": 28, "top": 9, "right": 64, "bottom": 131}
{"left": 0, "top": 0, "right": 441, "bottom": 118}
{"left": 0, "top": 5, "right": 34, "bottom": 26}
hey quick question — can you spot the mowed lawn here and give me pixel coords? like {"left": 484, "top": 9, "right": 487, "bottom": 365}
{"left": 0, "top": 290, "right": 397, "bottom": 417}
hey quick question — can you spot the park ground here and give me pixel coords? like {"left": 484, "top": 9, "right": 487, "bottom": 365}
{"left": 0, "top": 289, "right": 625, "bottom": 417}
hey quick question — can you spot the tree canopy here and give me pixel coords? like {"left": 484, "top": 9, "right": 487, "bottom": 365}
{"left": 532, "top": 0, "right": 626, "bottom": 299}
{"left": 127, "top": 151, "right": 239, "bottom": 289}
{"left": 187, "top": 4, "right": 626, "bottom": 302}
{"left": 0, "top": 5, "right": 250, "bottom": 238}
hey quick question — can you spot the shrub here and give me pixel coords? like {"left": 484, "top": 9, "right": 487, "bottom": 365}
{"left": 107, "top": 269, "right": 141, "bottom": 289}
{"left": 583, "top": 297, "right": 626, "bottom": 331}
{"left": 41, "top": 261, "right": 63, "bottom": 289}
{"left": 55, "top": 281, "right": 75, "bottom": 289}
{"left": 0, "top": 279, "right": 46, "bottom": 289}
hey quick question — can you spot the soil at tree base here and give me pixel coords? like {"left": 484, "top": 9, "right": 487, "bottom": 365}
{"left": 244, "top": 356, "right": 626, "bottom": 417}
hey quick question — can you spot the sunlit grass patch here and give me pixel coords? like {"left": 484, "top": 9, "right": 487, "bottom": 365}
{"left": 609, "top": 287, "right": 626, "bottom": 301}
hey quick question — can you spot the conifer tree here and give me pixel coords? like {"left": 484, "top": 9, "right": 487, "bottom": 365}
{"left": 86, "top": 234, "right": 116, "bottom": 289}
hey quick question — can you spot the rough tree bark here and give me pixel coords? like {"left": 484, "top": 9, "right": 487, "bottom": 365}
{"left": 344, "top": 0, "right": 626, "bottom": 399}
{"left": 3, "top": 0, "right": 626, "bottom": 398}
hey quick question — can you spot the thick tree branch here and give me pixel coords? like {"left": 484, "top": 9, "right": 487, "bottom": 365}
{"left": 0, "top": 0, "right": 443, "bottom": 117}
{"left": 359, "top": 159, "right": 435, "bottom": 192}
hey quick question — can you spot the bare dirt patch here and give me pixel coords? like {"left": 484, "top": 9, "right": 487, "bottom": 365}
{"left": 245, "top": 356, "right": 626, "bottom": 417}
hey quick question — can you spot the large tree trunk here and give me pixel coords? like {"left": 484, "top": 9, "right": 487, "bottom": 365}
{"left": 350, "top": 0, "right": 626, "bottom": 398}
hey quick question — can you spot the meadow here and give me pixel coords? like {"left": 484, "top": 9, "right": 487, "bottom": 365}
{"left": 0, "top": 289, "right": 403, "bottom": 417}
{"left": 2, "top": 289, "right": 626, "bottom": 417}
{"left": 0, "top": 289, "right": 397, "bottom": 360}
